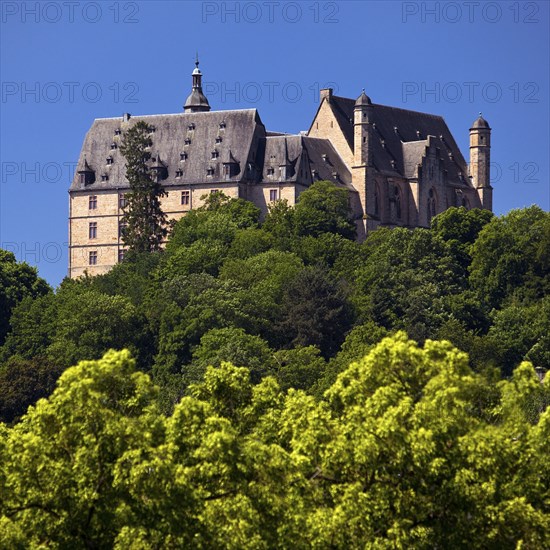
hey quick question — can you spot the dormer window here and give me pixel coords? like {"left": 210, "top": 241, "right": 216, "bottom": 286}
{"left": 176, "top": 169, "right": 183, "bottom": 177}
{"left": 216, "top": 136, "right": 223, "bottom": 143}
{"left": 211, "top": 150, "right": 219, "bottom": 159}
{"left": 267, "top": 167, "right": 275, "bottom": 176}
{"left": 219, "top": 121, "right": 226, "bottom": 129}
{"left": 101, "top": 174, "right": 109, "bottom": 182}
{"left": 180, "top": 152, "right": 188, "bottom": 161}
{"left": 111, "top": 143, "right": 117, "bottom": 150}
{"left": 149, "top": 126, "right": 156, "bottom": 133}
{"left": 106, "top": 157, "right": 113, "bottom": 165}
{"left": 390, "top": 159, "right": 396, "bottom": 169}
{"left": 184, "top": 138, "right": 191, "bottom": 145}
{"left": 322, "top": 154, "right": 328, "bottom": 163}
{"left": 380, "top": 139, "right": 386, "bottom": 148}
{"left": 207, "top": 167, "right": 214, "bottom": 176}
{"left": 114, "top": 128, "right": 121, "bottom": 136}
{"left": 188, "top": 123, "right": 195, "bottom": 131}
{"left": 416, "top": 130, "right": 421, "bottom": 138}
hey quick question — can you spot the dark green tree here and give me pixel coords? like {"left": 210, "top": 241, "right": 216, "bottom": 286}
{"left": 293, "top": 180, "right": 356, "bottom": 240}
{"left": 119, "top": 121, "right": 168, "bottom": 253}
{"left": 0, "top": 250, "right": 50, "bottom": 346}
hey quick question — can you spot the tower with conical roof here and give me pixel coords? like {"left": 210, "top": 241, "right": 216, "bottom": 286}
{"left": 183, "top": 56, "right": 211, "bottom": 113}
{"left": 469, "top": 113, "right": 492, "bottom": 210}
{"left": 353, "top": 89, "right": 374, "bottom": 237}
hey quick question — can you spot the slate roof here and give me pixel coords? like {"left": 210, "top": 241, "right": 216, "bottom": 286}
{"left": 325, "top": 95, "right": 470, "bottom": 185}
{"left": 71, "top": 109, "right": 265, "bottom": 191}
{"left": 261, "top": 135, "right": 352, "bottom": 188}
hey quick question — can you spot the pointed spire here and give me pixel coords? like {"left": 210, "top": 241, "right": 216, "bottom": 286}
{"left": 184, "top": 55, "right": 211, "bottom": 112}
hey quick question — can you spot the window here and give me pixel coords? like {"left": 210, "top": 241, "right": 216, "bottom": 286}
{"left": 184, "top": 138, "right": 191, "bottom": 145}
{"left": 106, "top": 157, "right": 113, "bottom": 165}
{"left": 114, "top": 128, "right": 121, "bottom": 136}
{"left": 110, "top": 142, "right": 117, "bottom": 150}
{"left": 216, "top": 136, "right": 223, "bottom": 143}
{"left": 119, "top": 222, "right": 127, "bottom": 239}
{"left": 210, "top": 189, "right": 219, "bottom": 194}
{"left": 89, "top": 222, "right": 97, "bottom": 239}
{"left": 101, "top": 174, "right": 109, "bottom": 182}
{"left": 180, "top": 152, "right": 188, "bottom": 161}
{"left": 89, "top": 195, "right": 97, "bottom": 210}
{"left": 118, "top": 249, "right": 126, "bottom": 263}
{"left": 267, "top": 167, "right": 274, "bottom": 176}
{"left": 269, "top": 189, "right": 278, "bottom": 202}
{"left": 181, "top": 190, "right": 190, "bottom": 205}
{"left": 207, "top": 168, "right": 214, "bottom": 176}
{"left": 427, "top": 189, "right": 437, "bottom": 223}
{"left": 176, "top": 169, "right": 183, "bottom": 177}
{"left": 80, "top": 173, "right": 86, "bottom": 184}
{"left": 188, "top": 123, "right": 195, "bottom": 130}
{"left": 211, "top": 150, "right": 219, "bottom": 159}
{"left": 395, "top": 187, "right": 402, "bottom": 220}
{"left": 119, "top": 194, "right": 127, "bottom": 208}
{"left": 219, "top": 121, "right": 226, "bottom": 129}
{"left": 89, "top": 251, "right": 97, "bottom": 265}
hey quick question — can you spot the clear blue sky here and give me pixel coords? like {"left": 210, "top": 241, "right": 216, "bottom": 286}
{"left": 1, "top": 0, "right": 549, "bottom": 286}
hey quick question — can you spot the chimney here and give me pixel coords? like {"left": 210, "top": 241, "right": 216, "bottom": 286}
{"left": 320, "top": 88, "right": 333, "bottom": 103}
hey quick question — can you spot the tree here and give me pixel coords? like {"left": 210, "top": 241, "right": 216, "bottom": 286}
{"left": 293, "top": 180, "right": 356, "bottom": 240}
{"left": 0, "top": 250, "right": 50, "bottom": 346}
{"left": 119, "top": 121, "right": 168, "bottom": 253}
{"left": 470, "top": 206, "right": 550, "bottom": 309}
{"left": 185, "top": 327, "right": 274, "bottom": 384}
{"left": 199, "top": 190, "right": 261, "bottom": 229}
{"left": 276, "top": 265, "right": 353, "bottom": 357}
{"left": 0, "top": 355, "right": 63, "bottom": 425}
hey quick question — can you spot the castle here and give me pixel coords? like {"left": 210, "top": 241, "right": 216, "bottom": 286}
{"left": 69, "top": 61, "right": 492, "bottom": 277}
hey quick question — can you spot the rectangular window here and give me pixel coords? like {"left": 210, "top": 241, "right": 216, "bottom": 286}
{"left": 118, "top": 249, "right": 126, "bottom": 263}
{"left": 119, "top": 222, "right": 127, "bottom": 239}
{"left": 181, "top": 190, "right": 190, "bottom": 206}
{"left": 119, "top": 194, "right": 127, "bottom": 209}
{"left": 89, "top": 251, "right": 97, "bottom": 265}
{"left": 89, "top": 222, "right": 97, "bottom": 239}
{"left": 89, "top": 195, "right": 97, "bottom": 210}
{"left": 269, "top": 189, "right": 278, "bottom": 202}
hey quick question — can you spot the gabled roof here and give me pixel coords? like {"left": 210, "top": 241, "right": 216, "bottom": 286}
{"left": 261, "top": 135, "right": 352, "bottom": 188}
{"left": 325, "top": 95, "right": 469, "bottom": 184}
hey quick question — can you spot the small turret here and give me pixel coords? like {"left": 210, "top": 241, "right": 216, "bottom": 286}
{"left": 183, "top": 55, "right": 211, "bottom": 113}
{"left": 354, "top": 89, "right": 373, "bottom": 167}
{"left": 469, "top": 113, "right": 492, "bottom": 210}
{"left": 78, "top": 156, "right": 95, "bottom": 186}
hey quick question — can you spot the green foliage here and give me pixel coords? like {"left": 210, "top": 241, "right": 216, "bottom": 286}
{"left": 0, "top": 250, "right": 50, "bottom": 346}
{"left": 2, "top": 341, "right": 548, "bottom": 548}
{"left": 119, "top": 120, "right": 168, "bottom": 252}
{"left": 47, "top": 286, "right": 151, "bottom": 369}
{"left": 276, "top": 265, "right": 353, "bottom": 357}
{"left": 199, "top": 190, "right": 261, "bottom": 229}
{"left": 0, "top": 355, "right": 62, "bottom": 424}
{"left": 354, "top": 227, "right": 465, "bottom": 341}
{"left": 293, "top": 180, "right": 356, "bottom": 239}
{"left": 186, "top": 327, "right": 274, "bottom": 384}
{"left": 470, "top": 206, "right": 550, "bottom": 308}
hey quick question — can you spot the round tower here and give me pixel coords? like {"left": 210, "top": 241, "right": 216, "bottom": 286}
{"left": 469, "top": 113, "right": 492, "bottom": 210}
{"left": 354, "top": 89, "right": 373, "bottom": 167}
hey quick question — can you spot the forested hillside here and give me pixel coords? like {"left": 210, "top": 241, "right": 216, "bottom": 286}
{"left": 0, "top": 182, "right": 548, "bottom": 547}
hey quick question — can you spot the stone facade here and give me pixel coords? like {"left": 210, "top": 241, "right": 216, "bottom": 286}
{"left": 68, "top": 63, "right": 492, "bottom": 277}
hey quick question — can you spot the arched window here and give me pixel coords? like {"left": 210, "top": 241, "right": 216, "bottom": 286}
{"left": 394, "top": 186, "right": 402, "bottom": 220}
{"left": 427, "top": 188, "right": 437, "bottom": 223}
